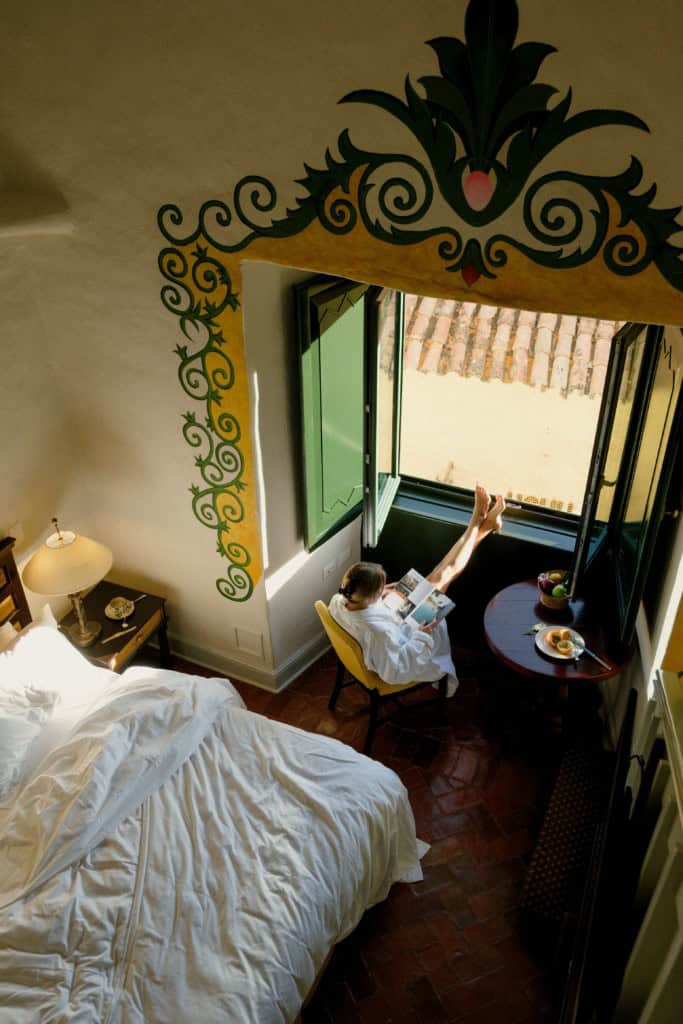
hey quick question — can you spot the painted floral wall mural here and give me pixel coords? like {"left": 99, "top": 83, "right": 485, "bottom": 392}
{"left": 159, "top": 0, "right": 683, "bottom": 601}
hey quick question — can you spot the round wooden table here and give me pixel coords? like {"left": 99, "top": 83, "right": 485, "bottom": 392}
{"left": 483, "top": 579, "right": 620, "bottom": 684}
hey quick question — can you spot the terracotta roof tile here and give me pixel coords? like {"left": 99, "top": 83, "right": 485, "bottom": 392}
{"left": 402, "top": 294, "right": 624, "bottom": 398}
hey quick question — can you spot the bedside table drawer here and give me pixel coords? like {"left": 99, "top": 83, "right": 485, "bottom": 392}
{"left": 108, "top": 608, "right": 164, "bottom": 673}
{"left": 0, "top": 592, "right": 17, "bottom": 625}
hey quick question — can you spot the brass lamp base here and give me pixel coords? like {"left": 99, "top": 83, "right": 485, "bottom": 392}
{"left": 67, "top": 619, "right": 102, "bottom": 647}
{"left": 68, "top": 592, "right": 102, "bottom": 647}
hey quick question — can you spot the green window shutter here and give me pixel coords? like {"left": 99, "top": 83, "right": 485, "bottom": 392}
{"left": 295, "top": 276, "right": 367, "bottom": 550}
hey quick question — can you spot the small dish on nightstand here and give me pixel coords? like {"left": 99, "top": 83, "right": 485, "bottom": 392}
{"left": 104, "top": 596, "right": 135, "bottom": 621}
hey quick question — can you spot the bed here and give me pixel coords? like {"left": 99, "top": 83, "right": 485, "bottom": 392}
{"left": 0, "top": 546, "right": 425, "bottom": 1023}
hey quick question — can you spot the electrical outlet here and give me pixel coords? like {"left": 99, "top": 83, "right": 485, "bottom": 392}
{"left": 338, "top": 547, "right": 352, "bottom": 568}
{"left": 323, "top": 560, "right": 337, "bottom": 582}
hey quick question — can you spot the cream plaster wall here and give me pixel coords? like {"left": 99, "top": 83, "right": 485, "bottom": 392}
{"left": 0, "top": 246, "right": 85, "bottom": 550}
{"left": 242, "top": 262, "right": 362, "bottom": 685}
{"left": 1, "top": 0, "right": 682, "bottom": 687}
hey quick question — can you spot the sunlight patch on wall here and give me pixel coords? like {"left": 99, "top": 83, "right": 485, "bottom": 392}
{"left": 265, "top": 550, "right": 310, "bottom": 601}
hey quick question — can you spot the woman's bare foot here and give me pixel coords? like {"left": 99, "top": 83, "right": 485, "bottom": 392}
{"left": 479, "top": 493, "right": 505, "bottom": 536}
{"left": 470, "top": 483, "right": 490, "bottom": 528}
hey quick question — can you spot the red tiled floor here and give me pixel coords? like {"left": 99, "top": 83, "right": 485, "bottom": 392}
{"left": 167, "top": 644, "right": 555, "bottom": 1022}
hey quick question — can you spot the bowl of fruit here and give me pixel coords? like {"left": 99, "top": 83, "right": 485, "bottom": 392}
{"left": 537, "top": 569, "right": 571, "bottom": 610}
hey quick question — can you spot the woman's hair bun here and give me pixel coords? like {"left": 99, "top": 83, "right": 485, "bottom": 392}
{"left": 339, "top": 562, "right": 386, "bottom": 602}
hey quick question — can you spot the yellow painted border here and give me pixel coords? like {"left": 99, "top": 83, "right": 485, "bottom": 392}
{"left": 165, "top": 166, "right": 683, "bottom": 599}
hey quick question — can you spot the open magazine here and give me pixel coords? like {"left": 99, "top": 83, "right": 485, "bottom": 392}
{"left": 382, "top": 568, "right": 454, "bottom": 628}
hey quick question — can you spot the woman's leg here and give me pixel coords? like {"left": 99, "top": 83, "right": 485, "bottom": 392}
{"left": 427, "top": 487, "right": 505, "bottom": 592}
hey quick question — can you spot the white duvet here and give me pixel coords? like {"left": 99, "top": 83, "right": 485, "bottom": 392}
{"left": 0, "top": 666, "right": 424, "bottom": 1023}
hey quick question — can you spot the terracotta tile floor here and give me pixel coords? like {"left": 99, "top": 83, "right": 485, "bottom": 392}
{"left": 169, "top": 645, "right": 556, "bottom": 1023}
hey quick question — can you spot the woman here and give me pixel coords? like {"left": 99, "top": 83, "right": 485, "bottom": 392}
{"left": 329, "top": 486, "right": 505, "bottom": 696}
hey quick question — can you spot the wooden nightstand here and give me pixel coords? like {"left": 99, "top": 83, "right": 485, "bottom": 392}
{"left": 60, "top": 580, "right": 171, "bottom": 674}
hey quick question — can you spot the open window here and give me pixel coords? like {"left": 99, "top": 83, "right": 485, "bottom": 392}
{"left": 398, "top": 298, "right": 624, "bottom": 518}
{"left": 295, "top": 274, "right": 681, "bottom": 647}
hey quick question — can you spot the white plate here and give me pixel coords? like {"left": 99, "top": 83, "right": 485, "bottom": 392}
{"left": 535, "top": 625, "right": 585, "bottom": 660}
{"left": 104, "top": 597, "right": 135, "bottom": 621}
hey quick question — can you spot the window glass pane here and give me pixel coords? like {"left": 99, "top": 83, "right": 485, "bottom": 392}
{"left": 642, "top": 434, "right": 682, "bottom": 628}
{"left": 575, "top": 324, "right": 646, "bottom": 576}
{"left": 399, "top": 296, "right": 623, "bottom": 515}
{"left": 377, "top": 289, "right": 397, "bottom": 485}
{"left": 594, "top": 332, "right": 646, "bottom": 523}
{"left": 614, "top": 326, "right": 682, "bottom": 631}
{"left": 364, "top": 287, "right": 402, "bottom": 549}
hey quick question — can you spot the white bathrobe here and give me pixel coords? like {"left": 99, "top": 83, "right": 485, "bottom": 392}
{"left": 329, "top": 593, "right": 458, "bottom": 693}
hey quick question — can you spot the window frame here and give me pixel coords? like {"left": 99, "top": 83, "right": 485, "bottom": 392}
{"left": 606, "top": 326, "right": 682, "bottom": 647}
{"left": 568, "top": 322, "right": 646, "bottom": 598}
{"left": 363, "top": 287, "right": 405, "bottom": 548}
{"left": 395, "top": 475, "right": 579, "bottom": 551}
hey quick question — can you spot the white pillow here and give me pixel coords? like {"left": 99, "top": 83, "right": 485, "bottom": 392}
{"left": 0, "top": 604, "right": 58, "bottom": 654}
{"left": 38, "top": 603, "right": 59, "bottom": 629}
{"left": 0, "top": 621, "right": 19, "bottom": 652}
{"left": 0, "top": 622, "right": 105, "bottom": 697}
{"left": 0, "top": 686, "right": 58, "bottom": 798}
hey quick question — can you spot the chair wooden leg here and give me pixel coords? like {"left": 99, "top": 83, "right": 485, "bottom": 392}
{"left": 364, "top": 689, "right": 381, "bottom": 755}
{"left": 438, "top": 675, "right": 448, "bottom": 712}
{"left": 328, "top": 658, "right": 346, "bottom": 711}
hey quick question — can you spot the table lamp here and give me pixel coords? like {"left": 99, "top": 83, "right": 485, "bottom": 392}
{"left": 22, "top": 518, "right": 113, "bottom": 646}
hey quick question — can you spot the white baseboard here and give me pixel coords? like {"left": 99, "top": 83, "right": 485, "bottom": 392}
{"left": 168, "top": 634, "right": 279, "bottom": 691}
{"left": 273, "top": 630, "right": 331, "bottom": 691}
{"left": 167, "top": 629, "right": 330, "bottom": 694}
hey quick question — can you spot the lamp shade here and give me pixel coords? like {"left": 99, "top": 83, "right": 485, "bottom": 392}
{"left": 22, "top": 529, "right": 113, "bottom": 596}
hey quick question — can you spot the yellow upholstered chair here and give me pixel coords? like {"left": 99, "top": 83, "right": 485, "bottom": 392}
{"left": 314, "top": 600, "right": 447, "bottom": 754}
